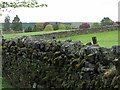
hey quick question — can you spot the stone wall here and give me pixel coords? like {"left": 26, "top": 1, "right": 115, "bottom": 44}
{"left": 28, "top": 25, "right": 119, "bottom": 41}
{"left": 2, "top": 36, "right": 120, "bottom": 89}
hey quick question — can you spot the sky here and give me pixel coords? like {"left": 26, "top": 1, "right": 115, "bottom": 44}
{"left": 0, "top": 0, "right": 119, "bottom": 23}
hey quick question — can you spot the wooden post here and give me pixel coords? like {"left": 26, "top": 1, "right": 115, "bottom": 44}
{"left": 92, "top": 37, "right": 97, "bottom": 44}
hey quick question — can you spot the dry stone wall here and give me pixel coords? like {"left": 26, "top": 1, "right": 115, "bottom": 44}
{"left": 29, "top": 25, "right": 119, "bottom": 40}
{"left": 2, "top": 36, "right": 120, "bottom": 89}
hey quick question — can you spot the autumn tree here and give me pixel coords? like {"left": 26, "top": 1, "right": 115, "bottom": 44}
{"left": 79, "top": 23, "right": 90, "bottom": 29}
{"left": 43, "top": 22, "right": 50, "bottom": 29}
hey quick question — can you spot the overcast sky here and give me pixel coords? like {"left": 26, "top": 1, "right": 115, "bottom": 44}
{"left": 0, "top": 0, "right": 119, "bottom": 22}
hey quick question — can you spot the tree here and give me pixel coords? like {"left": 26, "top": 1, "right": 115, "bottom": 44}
{"left": 33, "top": 25, "right": 37, "bottom": 32}
{"left": 101, "top": 17, "right": 114, "bottom": 26}
{"left": 53, "top": 22, "right": 59, "bottom": 30}
{"left": 44, "top": 24, "right": 53, "bottom": 31}
{"left": 36, "top": 23, "right": 44, "bottom": 31}
{"left": 58, "top": 24, "right": 66, "bottom": 30}
{"left": 43, "top": 22, "right": 50, "bottom": 29}
{"left": 79, "top": 23, "right": 90, "bottom": 29}
{"left": 3, "top": 15, "right": 10, "bottom": 31}
{"left": 91, "top": 22, "right": 101, "bottom": 28}
{"left": 11, "top": 15, "right": 22, "bottom": 31}
{"left": 0, "top": 0, "right": 47, "bottom": 16}
{"left": 0, "top": 0, "right": 47, "bottom": 34}
{"left": 25, "top": 26, "right": 33, "bottom": 32}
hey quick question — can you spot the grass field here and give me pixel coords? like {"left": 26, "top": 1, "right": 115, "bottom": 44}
{"left": 3, "top": 30, "right": 119, "bottom": 48}
{"left": 3, "top": 30, "right": 70, "bottom": 38}
{"left": 59, "top": 31, "right": 119, "bottom": 47}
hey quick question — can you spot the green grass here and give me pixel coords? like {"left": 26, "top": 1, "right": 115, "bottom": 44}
{"left": 3, "top": 30, "right": 70, "bottom": 38}
{"left": 59, "top": 31, "right": 119, "bottom": 47}
{"left": 0, "top": 77, "right": 13, "bottom": 89}
{"left": 2, "top": 77, "right": 13, "bottom": 88}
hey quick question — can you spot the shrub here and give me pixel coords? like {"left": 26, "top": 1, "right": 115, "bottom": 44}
{"left": 58, "top": 24, "right": 66, "bottom": 30}
{"left": 65, "top": 25, "right": 72, "bottom": 30}
{"left": 91, "top": 23, "right": 101, "bottom": 28}
{"left": 44, "top": 24, "right": 53, "bottom": 31}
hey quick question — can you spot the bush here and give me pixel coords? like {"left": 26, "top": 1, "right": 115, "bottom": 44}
{"left": 44, "top": 24, "right": 53, "bottom": 31}
{"left": 58, "top": 24, "right": 66, "bottom": 30}
{"left": 65, "top": 25, "right": 72, "bottom": 30}
{"left": 91, "top": 23, "right": 101, "bottom": 28}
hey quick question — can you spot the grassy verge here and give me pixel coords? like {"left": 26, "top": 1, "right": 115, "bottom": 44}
{"left": 3, "top": 30, "right": 70, "bottom": 38}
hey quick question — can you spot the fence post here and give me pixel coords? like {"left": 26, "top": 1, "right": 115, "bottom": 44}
{"left": 92, "top": 36, "right": 97, "bottom": 44}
